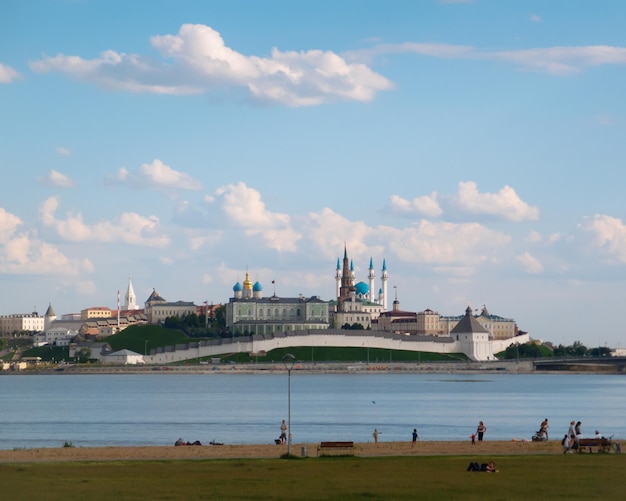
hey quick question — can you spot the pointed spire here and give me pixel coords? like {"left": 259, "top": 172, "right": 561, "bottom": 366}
{"left": 336, "top": 258, "right": 341, "bottom": 270}
{"left": 45, "top": 303, "right": 56, "bottom": 317}
{"left": 382, "top": 258, "right": 387, "bottom": 271}
{"left": 369, "top": 257, "right": 374, "bottom": 269}
{"left": 125, "top": 276, "right": 138, "bottom": 310}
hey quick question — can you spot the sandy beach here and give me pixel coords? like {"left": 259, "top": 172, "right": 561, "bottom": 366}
{"left": 0, "top": 439, "right": 568, "bottom": 463}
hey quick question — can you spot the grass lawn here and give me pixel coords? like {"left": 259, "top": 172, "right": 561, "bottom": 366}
{"left": 1, "top": 454, "right": 623, "bottom": 500}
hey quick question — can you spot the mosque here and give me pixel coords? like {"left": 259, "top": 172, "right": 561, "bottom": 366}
{"left": 224, "top": 247, "right": 390, "bottom": 333}
{"left": 332, "top": 247, "right": 388, "bottom": 329}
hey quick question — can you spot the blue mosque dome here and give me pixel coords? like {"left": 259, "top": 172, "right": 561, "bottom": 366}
{"left": 233, "top": 282, "right": 243, "bottom": 292}
{"left": 355, "top": 281, "right": 369, "bottom": 296}
{"left": 253, "top": 281, "right": 263, "bottom": 292}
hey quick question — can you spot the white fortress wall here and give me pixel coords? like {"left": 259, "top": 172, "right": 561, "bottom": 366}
{"left": 146, "top": 330, "right": 527, "bottom": 364}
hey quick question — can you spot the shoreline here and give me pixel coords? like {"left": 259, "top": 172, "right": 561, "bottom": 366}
{"left": 0, "top": 440, "right": 567, "bottom": 463}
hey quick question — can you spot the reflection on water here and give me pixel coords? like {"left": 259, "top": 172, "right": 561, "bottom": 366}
{"left": 1, "top": 373, "right": 624, "bottom": 449}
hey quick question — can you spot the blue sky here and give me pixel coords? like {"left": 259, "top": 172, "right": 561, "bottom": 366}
{"left": 1, "top": 0, "right": 625, "bottom": 347}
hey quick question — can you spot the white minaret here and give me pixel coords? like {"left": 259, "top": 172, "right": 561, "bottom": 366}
{"left": 381, "top": 259, "right": 388, "bottom": 310}
{"left": 335, "top": 258, "right": 341, "bottom": 299}
{"left": 124, "top": 277, "right": 138, "bottom": 310}
{"left": 368, "top": 257, "right": 375, "bottom": 303}
{"left": 350, "top": 259, "right": 355, "bottom": 286}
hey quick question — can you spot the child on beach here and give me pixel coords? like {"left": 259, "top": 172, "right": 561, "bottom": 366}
{"left": 471, "top": 434, "right": 476, "bottom": 445}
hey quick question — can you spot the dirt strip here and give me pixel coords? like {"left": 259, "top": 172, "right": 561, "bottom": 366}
{"left": 0, "top": 439, "right": 569, "bottom": 463}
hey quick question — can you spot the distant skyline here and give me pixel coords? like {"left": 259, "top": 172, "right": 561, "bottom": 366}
{"left": 1, "top": 1, "right": 625, "bottom": 347}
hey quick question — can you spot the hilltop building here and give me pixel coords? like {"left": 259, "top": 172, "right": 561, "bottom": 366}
{"left": 0, "top": 311, "right": 44, "bottom": 336}
{"left": 144, "top": 289, "right": 196, "bottom": 324}
{"left": 373, "top": 295, "right": 519, "bottom": 341}
{"left": 225, "top": 271, "right": 330, "bottom": 335}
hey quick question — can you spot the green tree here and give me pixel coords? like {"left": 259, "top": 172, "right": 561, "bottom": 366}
{"left": 76, "top": 347, "right": 91, "bottom": 363}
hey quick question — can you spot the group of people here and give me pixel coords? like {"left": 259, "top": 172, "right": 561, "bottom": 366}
{"left": 174, "top": 438, "right": 202, "bottom": 446}
{"left": 372, "top": 428, "right": 419, "bottom": 446}
{"left": 562, "top": 420, "right": 585, "bottom": 452}
{"left": 470, "top": 421, "right": 487, "bottom": 444}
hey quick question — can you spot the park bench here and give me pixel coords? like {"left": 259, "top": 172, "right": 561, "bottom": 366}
{"left": 576, "top": 437, "right": 621, "bottom": 454}
{"left": 317, "top": 441, "right": 354, "bottom": 456}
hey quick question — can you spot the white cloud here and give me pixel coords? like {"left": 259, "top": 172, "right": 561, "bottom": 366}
{"left": 388, "top": 182, "right": 538, "bottom": 222}
{"left": 578, "top": 214, "right": 626, "bottom": 264}
{"left": 0, "top": 234, "right": 89, "bottom": 275}
{"left": 37, "top": 169, "right": 75, "bottom": 188}
{"left": 348, "top": 42, "right": 626, "bottom": 76}
{"left": 530, "top": 14, "right": 542, "bottom": 23}
{"left": 215, "top": 182, "right": 301, "bottom": 252}
{"left": 0, "top": 207, "right": 91, "bottom": 276}
{"left": 384, "top": 219, "right": 511, "bottom": 267}
{"left": 517, "top": 252, "right": 544, "bottom": 274}
{"left": 29, "top": 24, "right": 393, "bottom": 107}
{"left": 302, "top": 207, "right": 376, "bottom": 261}
{"left": 56, "top": 146, "right": 71, "bottom": 156}
{"left": 0, "top": 208, "right": 22, "bottom": 243}
{"left": 525, "top": 231, "right": 542, "bottom": 244}
{"left": 387, "top": 193, "right": 442, "bottom": 218}
{"left": 450, "top": 181, "right": 539, "bottom": 221}
{"left": 39, "top": 196, "right": 170, "bottom": 247}
{"left": 0, "top": 63, "right": 19, "bottom": 83}
{"left": 108, "top": 159, "right": 202, "bottom": 191}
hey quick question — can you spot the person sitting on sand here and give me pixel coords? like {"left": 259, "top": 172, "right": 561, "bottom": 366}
{"left": 175, "top": 438, "right": 185, "bottom": 446}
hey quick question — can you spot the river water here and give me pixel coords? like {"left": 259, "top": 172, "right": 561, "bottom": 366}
{"left": 1, "top": 373, "right": 624, "bottom": 450}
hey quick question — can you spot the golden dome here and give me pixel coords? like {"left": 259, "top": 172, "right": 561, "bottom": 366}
{"left": 243, "top": 271, "right": 253, "bottom": 290}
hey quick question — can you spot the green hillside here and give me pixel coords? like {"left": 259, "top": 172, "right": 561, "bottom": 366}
{"left": 105, "top": 324, "right": 193, "bottom": 354}
{"left": 223, "top": 346, "right": 467, "bottom": 364}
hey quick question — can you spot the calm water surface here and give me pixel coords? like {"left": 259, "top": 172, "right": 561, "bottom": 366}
{"left": 1, "top": 373, "right": 625, "bottom": 449}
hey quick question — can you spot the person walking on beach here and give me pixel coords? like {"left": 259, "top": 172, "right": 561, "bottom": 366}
{"left": 412, "top": 428, "right": 419, "bottom": 448}
{"left": 540, "top": 418, "right": 549, "bottom": 440}
{"left": 575, "top": 421, "right": 583, "bottom": 441}
{"left": 476, "top": 421, "right": 487, "bottom": 443}
{"left": 373, "top": 428, "right": 380, "bottom": 444}
{"left": 280, "top": 419, "right": 287, "bottom": 444}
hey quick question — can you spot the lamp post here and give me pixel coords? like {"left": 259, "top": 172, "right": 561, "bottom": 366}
{"left": 282, "top": 353, "right": 296, "bottom": 456}
{"left": 144, "top": 340, "right": 148, "bottom": 357}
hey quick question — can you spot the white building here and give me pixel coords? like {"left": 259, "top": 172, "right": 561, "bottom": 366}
{"left": 144, "top": 289, "right": 196, "bottom": 324}
{"left": 101, "top": 349, "right": 144, "bottom": 365}
{"left": 33, "top": 327, "right": 78, "bottom": 347}
{"left": 0, "top": 312, "right": 44, "bottom": 335}
{"left": 226, "top": 271, "right": 330, "bottom": 335}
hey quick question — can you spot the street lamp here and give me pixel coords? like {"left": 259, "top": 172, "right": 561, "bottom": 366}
{"left": 144, "top": 340, "right": 149, "bottom": 357}
{"left": 282, "top": 353, "right": 296, "bottom": 456}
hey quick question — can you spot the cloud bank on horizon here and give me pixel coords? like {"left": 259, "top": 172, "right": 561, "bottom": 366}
{"left": 1, "top": 2, "right": 626, "bottom": 346}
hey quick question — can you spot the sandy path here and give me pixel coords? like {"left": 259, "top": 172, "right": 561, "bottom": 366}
{"left": 0, "top": 440, "right": 566, "bottom": 463}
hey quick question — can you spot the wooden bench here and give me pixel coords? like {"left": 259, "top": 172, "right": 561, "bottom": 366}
{"left": 576, "top": 438, "right": 620, "bottom": 454}
{"left": 317, "top": 441, "right": 354, "bottom": 456}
